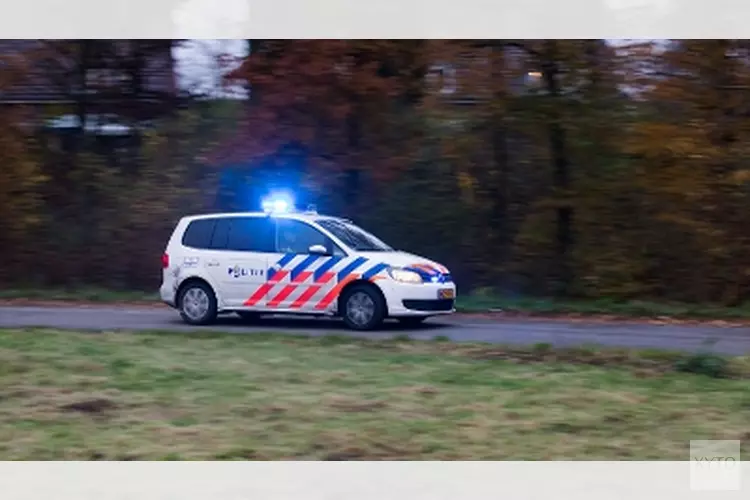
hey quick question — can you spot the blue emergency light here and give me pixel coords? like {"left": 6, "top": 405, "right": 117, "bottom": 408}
{"left": 261, "top": 191, "right": 295, "bottom": 214}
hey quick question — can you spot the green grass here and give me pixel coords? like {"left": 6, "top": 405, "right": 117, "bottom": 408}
{"left": 4, "top": 286, "right": 750, "bottom": 321}
{"left": 0, "top": 287, "right": 157, "bottom": 303}
{"left": 457, "top": 292, "right": 750, "bottom": 320}
{"left": 0, "top": 327, "right": 749, "bottom": 460}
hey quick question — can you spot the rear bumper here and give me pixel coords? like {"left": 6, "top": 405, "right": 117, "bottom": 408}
{"left": 160, "top": 282, "right": 177, "bottom": 308}
{"left": 381, "top": 281, "right": 456, "bottom": 317}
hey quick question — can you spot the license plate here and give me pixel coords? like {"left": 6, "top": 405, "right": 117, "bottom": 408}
{"left": 438, "top": 288, "right": 455, "bottom": 299}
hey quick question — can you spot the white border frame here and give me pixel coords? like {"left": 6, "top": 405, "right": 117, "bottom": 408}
{"left": 0, "top": 0, "right": 749, "bottom": 38}
{"left": 0, "top": 461, "right": 747, "bottom": 498}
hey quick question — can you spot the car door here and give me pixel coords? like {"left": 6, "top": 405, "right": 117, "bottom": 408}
{"left": 264, "top": 218, "right": 347, "bottom": 311}
{"left": 183, "top": 218, "right": 231, "bottom": 307}
{"left": 215, "top": 216, "right": 275, "bottom": 309}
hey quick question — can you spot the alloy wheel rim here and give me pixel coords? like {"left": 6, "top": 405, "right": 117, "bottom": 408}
{"left": 346, "top": 291, "right": 375, "bottom": 326}
{"left": 183, "top": 287, "right": 209, "bottom": 320}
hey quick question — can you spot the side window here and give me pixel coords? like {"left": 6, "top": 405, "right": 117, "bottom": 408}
{"left": 209, "top": 218, "right": 230, "bottom": 249}
{"left": 226, "top": 217, "right": 274, "bottom": 252}
{"left": 181, "top": 219, "right": 216, "bottom": 249}
{"left": 276, "top": 219, "right": 340, "bottom": 254}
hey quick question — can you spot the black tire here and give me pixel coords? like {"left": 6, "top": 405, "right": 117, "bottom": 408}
{"left": 340, "top": 283, "right": 386, "bottom": 331}
{"left": 177, "top": 280, "right": 218, "bottom": 326}
{"left": 397, "top": 316, "right": 427, "bottom": 327}
{"left": 236, "top": 311, "right": 262, "bottom": 322}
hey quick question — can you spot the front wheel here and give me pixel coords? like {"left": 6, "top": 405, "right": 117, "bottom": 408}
{"left": 178, "top": 281, "right": 218, "bottom": 326}
{"left": 340, "top": 283, "right": 386, "bottom": 331}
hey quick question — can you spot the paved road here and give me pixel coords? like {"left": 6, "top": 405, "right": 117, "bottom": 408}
{"left": 1, "top": 305, "right": 749, "bottom": 355}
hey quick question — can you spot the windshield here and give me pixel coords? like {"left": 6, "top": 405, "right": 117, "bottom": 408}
{"left": 316, "top": 218, "right": 394, "bottom": 252}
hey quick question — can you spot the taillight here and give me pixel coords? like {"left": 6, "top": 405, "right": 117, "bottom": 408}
{"left": 162, "top": 253, "right": 169, "bottom": 269}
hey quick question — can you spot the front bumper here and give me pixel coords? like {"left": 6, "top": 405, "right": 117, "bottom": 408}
{"left": 380, "top": 281, "right": 457, "bottom": 317}
{"left": 401, "top": 298, "right": 454, "bottom": 312}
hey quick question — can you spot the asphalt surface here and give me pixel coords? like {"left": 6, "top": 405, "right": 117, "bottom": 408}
{"left": 1, "top": 305, "right": 750, "bottom": 355}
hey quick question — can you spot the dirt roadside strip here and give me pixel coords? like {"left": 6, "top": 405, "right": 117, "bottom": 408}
{"left": 2, "top": 298, "right": 750, "bottom": 328}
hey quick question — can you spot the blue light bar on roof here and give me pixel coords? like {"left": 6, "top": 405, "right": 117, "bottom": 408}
{"left": 261, "top": 191, "right": 295, "bottom": 214}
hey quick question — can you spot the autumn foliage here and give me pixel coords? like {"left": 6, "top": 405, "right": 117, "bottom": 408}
{"left": 4, "top": 39, "right": 750, "bottom": 305}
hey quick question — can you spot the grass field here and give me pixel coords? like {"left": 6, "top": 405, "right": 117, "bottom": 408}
{"left": 0, "top": 287, "right": 159, "bottom": 303}
{"left": 4, "top": 286, "right": 750, "bottom": 321}
{"left": 457, "top": 292, "right": 750, "bottom": 320}
{"left": 1, "top": 328, "right": 748, "bottom": 460}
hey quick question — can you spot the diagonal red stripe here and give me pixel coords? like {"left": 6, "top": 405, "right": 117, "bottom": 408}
{"left": 244, "top": 270, "right": 289, "bottom": 306}
{"left": 292, "top": 271, "right": 313, "bottom": 283}
{"left": 290, "top": 271, "right": 332, "bottom": 309}
{"left": 244, "top": 284, "right": 272, "bottom": 306}
{"left": 273, "top": 270, "right": 290, "bottom": 282}
{"left": 315, "top": 274, "right": 360, "bottom": 310}
{"left": 315, "top": 271, "right": 335, "bottom": 284}
{"left": 290, "top": 285, "right": 320, "bottom": 309}
{"left": 268, "top": 284, "right": 297, "bottom": 307}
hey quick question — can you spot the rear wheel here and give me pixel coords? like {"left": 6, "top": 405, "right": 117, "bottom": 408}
{"left": 340, "top": 283, "right": 386, "bottom": 331}
{"left": 178, "top": 281, "right": 217, "bottom": 326}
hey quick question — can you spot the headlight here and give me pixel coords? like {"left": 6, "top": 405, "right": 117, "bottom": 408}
{"left": 387, "top": 267, "right": 423, "bottom": 284}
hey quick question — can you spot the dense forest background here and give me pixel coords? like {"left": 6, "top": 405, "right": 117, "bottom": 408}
{"left": 2, "top": 39, "right": 750, "bottom": 305}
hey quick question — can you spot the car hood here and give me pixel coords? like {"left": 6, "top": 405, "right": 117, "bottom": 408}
{"left": 356, "top": 251, "right": 450, "bottom": 275}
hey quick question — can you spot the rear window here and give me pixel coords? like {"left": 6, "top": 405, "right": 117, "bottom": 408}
{"left": 181, "top": 216, "right": 275, "bottom": 252}
{"left": 181, "top": 219, "right": 216, "bottom": 249}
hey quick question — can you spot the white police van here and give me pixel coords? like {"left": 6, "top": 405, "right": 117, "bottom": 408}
{"left": 159, "top": 198, "right": 456, "bottom": 330}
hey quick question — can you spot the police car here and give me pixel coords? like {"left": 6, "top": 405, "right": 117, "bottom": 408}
{"left": 159, "top": 196, "right": 456, "bottom": 330}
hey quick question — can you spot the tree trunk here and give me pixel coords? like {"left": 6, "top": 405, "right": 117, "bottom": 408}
{"left": 74, "top": 40, "right": 92, "bottom": 153}
{"left": 542, "top": 41, "right": 573, "bottom": 295}
{"left": 344, "top": 103, "right": 363, "bottom": 215}
{"left": 489, "top": 44, "right": 510, "bottom": 280}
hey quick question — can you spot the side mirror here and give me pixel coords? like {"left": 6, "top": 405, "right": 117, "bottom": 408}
{"left": 308, "top": 244, "right": 328, "bottom": 255}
